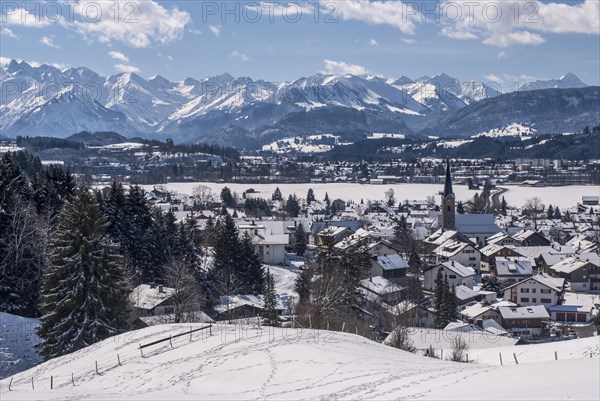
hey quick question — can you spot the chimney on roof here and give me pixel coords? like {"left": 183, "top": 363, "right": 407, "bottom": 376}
{"left": 158, "top": 285, "right": 164, "bottom": 293}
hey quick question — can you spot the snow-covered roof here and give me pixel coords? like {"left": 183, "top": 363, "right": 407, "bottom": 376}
{"left": 432, "top": 240, "right": 472, "bottom": 258}
{"left": 454, "top": 285, "right": 480, "bottom": 301}
{"left": 499, "top": 305, "right": 549, "bottom": 320}
{"left": 360, "top": 276, "right": 404, "bottom": 296}
{"left": 460, "top": 302, "right": 495, "bottom": 319}
{"left": 439, "top": 260, "right": 476, "bottom": 278}
{"left": 214, "top": 294, "right": 285, "bottom": 313}
{"left": 455, "top": 214, "right": 500, "bottom": 234}
{"left": 495, "top": 258, "right": 533, "bottom": 276}
{"left": 550, "top": 256, "right": 597, "bottom": 275}
{"left": 130, "top": 284, "right": 176, "bottom": 310}
{"left": 374, "top": 254, "right": 410, "bottom": 271}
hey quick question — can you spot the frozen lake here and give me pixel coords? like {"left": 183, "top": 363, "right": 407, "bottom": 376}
{"left": 144, "top": 182, "right": 600, "bottom": 209}
{"left": 143, "top": 182, "right": 600, "bottom": 210}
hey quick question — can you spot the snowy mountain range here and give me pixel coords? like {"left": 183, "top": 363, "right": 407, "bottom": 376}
{"left": 0, "top": 59, "right": 595, "bottom": 146}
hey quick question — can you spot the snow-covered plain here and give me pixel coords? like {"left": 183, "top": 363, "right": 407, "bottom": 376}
{"left": 1, "top": 324, "right": 598, "bottom": 400}
{"left": 143, "top": 182, "right": 600, "bottom": 210}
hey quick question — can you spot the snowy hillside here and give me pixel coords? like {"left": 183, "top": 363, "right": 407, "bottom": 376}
{"left": 1, "top": 323, "right": 598, "bottom": 400}
{"left": 0, "top": 313, "right": 40, "bottom": 379}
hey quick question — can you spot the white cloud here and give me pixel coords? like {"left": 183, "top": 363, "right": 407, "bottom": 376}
{"left": 230, "top": 51, "right": 249, "bottom": 62}
{"left": 108, "top": 51, "right": 129, "bottom": 63}
{"left": 0, "top": 56, "right": 11, "bottom": 67}
{"left": 167, "top": 55, "right": 173, "bottom": 61}
{"left": 188, "top": 28, "right": 202, "bottom": 35}
{"left": 40, "top": 36, "right": 60, "bottom": 48}
{"left": 70, "top": 1, "right": 190, "bottom": 48}
{"left": 1, "top": 28, "right": 17, "bottom": 38}
{"left": 497, "top": 51, "right": 509, "bottom": 60}
{"left": 115, "top": 64, "right": 141, "bottom": 73}
{"left": 439, "top": 0, "right": 599, "bottom": 47}
{"left": 401, "top": 38, "right": 416, "bottom": 44}
{"left": 209, "top": 25, "right": 221, "bottom": 37}
{"left": 368, "top": 39, "right": 379, "bottom": 46}
{"left": 323, "top": 59, "right": 370, "bottom": 76}
{"left": 484, "top": 31, "right": 545, "bottom": 47}
{"left": 484, "top": 74, "right": 504, "bottom": 84}
{"left": 333, "top": 1, "right": 422, "bottom": 35}
{"left": 1, "top": 7, "right": 53, "bottom": 27}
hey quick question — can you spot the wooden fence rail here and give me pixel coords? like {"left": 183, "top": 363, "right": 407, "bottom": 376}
{"left": 139, "top": 325, "right": 212, "bottom": 353}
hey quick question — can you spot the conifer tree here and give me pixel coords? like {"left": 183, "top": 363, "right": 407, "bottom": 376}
{"left": 285, "top": 194, "right": 301, "bottom": 217}
{"left": 306, "top": 188, "right": 315, "bottom": 205}
{"left": 37, "top": 187, "right": 129, "bottom": 360}
{"left": 554, "top": 207, "right": 562, "bottom": 220}
{"left": 272, "top": 187, "right": 283, "bottom": 201}
{"left": 433, "top": 269, "right": 446, "bottom": 328}
{"left": 294, "top": 223, "right": 308, "bottom": 256}
{"left": 501, "top": 196, "right": 508, "bottom": 216}
{"left": 547, "top": 205, "right": 555, "bottom": 219}
{"left": 261, "top": 271, "right": 279, "bottom": 326}
{"left": 239, "top": 232, "right": 265, "bottom": 293}
{"left": 125, "top": 185, "right": 154, "bottom": 283}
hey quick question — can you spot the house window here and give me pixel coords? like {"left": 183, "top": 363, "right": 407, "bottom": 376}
{"left": 449, "top": 274, "right": 457, "bottom": 279}
{"left": 532, "top": 298, "right": 537, "bottom": 303}
{"left": 541, "top": 298, "right": 552, "bottom": 303}
{"left": 531, "top": 288, "right": 536, "bottom": 293}
{"left": 520, "top": 288, "right": 529, "bottom": 293}
{"left": 541, "top": 289, "right": 551, "bottom": 294}
{"left": 521, "top": 297, "right": 530, "bottom": 302}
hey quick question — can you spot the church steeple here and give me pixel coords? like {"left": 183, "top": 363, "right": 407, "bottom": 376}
{"left": 444, "top": 159, "right": 454, "bottom": 197}
{"left": 441, "top": 159, "right": 456, "bottom": 230}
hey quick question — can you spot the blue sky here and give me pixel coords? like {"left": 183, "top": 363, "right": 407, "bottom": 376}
{"left": 1, "top": 0, "right": 599, "bottom": 90}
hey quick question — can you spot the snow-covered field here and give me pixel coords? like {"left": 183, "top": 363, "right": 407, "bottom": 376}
{"left": 0, "top": 313, "right": 40, "bottom": 379}
{"left": 143, "top": 182, "right": 600, "bottom": 209}
{"left": 1, "top": 324, "right": 598, "bottom": 400}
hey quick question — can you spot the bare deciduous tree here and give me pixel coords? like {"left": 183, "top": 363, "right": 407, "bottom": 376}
{"left": 523, "top": 197, "right": 545, "bottom": 231}
{"left": 164, "top": 261, "right": 205, "bottom": 323}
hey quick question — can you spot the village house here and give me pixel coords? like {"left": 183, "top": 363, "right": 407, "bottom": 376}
{"left": 129, "top": 284, "right": 176, "bottom": 322}
{"left": 549, "top": 256, "right": 600, "bottom": 292}
{"left": 431, "top": 240, "right": 482, "bottom": 273}
{"left": 503, "top": 273, "right": 565, "bottom": 309}
{"left": 479, "top": 243, "right": 524, "bottom": 273}
{"left": 423, "top": 261, "right": 476, "bottom": 291}
{"left": 371, "top": 254, "right": 410, "bottom": 281}
{"left": 512, "top": 230, "right": 551, "bottom": 247}
{"left": 498, "top": 305, "right": 550, "bottom": 338}
{"left": 460, "top": 302, "right": 502, "bottom": 325}
{"left": 494, "top": 257, "right": 534, "bottom": 284}
{"left": 214, "top": 295, "right": 286, "bottom": 321}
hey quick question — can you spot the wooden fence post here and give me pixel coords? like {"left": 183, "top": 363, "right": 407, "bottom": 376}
{"left": 441, "top": 349, "right": 444, "bottom": 360}
{"left": 31, "top": 377, "right": 34, "bottom": 390}
{"left": 341, "top": 322, "right": 346, "bottom": 332}
{"left": 139, "top": 344, "right": 144, "bottom": 358}
{"left": 8, "top": 377, "right": 13, "bottom": 391}
{"left": 72, "top": 373, "right": 75, "bottom": 386}
{"left": 117, "top": 353, "right": 122, "bottom": 366}
{"left": 50, "top": 375, "right": 53, "bottom": 389}
{"left": 499, "top": 352, "right": 503, "bottom": 366}
{"left": 554, "top": 351, "right": 558, "bottom": 360}
{"left": 190, "top": 326, "right": 193, "bottom": 342}
{"left": 95, "top": 360, "right": 99, "bottom": 374}
{"left": 169, "top": 335, "right": 174, "bottom": 348}
{"left": 513, "top": 353, "right": 519, "bottom": 364}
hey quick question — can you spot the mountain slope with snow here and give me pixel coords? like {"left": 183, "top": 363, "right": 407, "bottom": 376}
{"left": 0, "top": 60, "right": 593, "bottom": 145}
{"left": 1, "top": 324, "right": 598, "bottom": 400}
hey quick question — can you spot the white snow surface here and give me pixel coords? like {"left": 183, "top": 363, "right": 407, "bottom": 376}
{"left": 0, "top": 313, "right": 40, "bottom": 379}
{"left": 1, "top": 324, "right": 598, "bottom": 400}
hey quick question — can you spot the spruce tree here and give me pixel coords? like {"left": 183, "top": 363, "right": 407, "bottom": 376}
{"left": 547, "top": 205, "right": 554, "bottom": 219}
{"left": 261, "top": 271, "right": 279, "bottom": 327}
{"left": 306, "top": 188, "right": 315, "bottom": 205}
{"left": 501, "top": 196, "right": 507, "bottom": 216}
{"left": 220, "top": 187, "right": 235, "bottom": 208}
{"left": 125, "top": 186, "right": 154, "bottom": 283}
{"left": 554, "top": 207, "right": 562, "bottom": 220}
{"left": 285, "top": 194, "right": 301, "bottom": 217}
{"left": 294, "top": 223, "right": 308, "bottom": 256}
{"left": 272, "top": 187, "right": 283, "bottom": 201}
{"left": 239, "top": 232, "right": 265, "bottom": 293}
{"left": 433, "top": 269, "right": 446, "bottom": 328}
{"left": 37, "top": 187, "right": 129, "bottom": 360}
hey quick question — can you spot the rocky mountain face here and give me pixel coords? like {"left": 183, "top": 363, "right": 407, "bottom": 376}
{"left": 0, "top": 60, "right": 595, "bottom": 147}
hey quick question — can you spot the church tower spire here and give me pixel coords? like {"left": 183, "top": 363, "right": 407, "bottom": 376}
{"left": 442, "top": 159, "right": 456, "bottom": 230}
